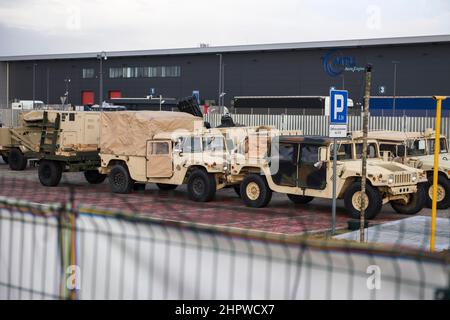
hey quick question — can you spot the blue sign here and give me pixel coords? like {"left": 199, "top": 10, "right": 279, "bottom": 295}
{"left": 330, "top": 90, "right": 348, "bottom": 124}
{"left": 192, "top": 90, "right": 200, "bottom": 104}
{"left": 322, "top": 49, "right": 363, "bottom": 77}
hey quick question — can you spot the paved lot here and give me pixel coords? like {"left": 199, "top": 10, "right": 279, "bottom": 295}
{"left": 335, "top": 216, "right": 450, "bottom": 251}
{"left": 0, "top": 161, "right": 448, "bottom": 236}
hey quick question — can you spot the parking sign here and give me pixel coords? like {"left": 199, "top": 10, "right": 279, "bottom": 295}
{"left": 329, "top": 90, "right": 348, "bottom": 137}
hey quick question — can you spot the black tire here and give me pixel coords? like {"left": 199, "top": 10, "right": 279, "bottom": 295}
{"left": 109, "top": 165, "right": 134, "bottom": 194}
{"left": 240, "top": 174, "right": 273, "bottom": 208}
{"left": 84, "top": 170, "right": 107, "bottom": 184}
{"left": 8, "top": 148, "right": 27, "bottom": 171}
{"left": 287, "top": 194, "right": 314, "bottom": 204}
{"left": 425, "top": 175, "right": 450, "bottom": 209}
{"left": 156, "top": 183, "right": 178, "bottom": 191}
{"left": 233, "top": 185, "right": 241, "bottom": 197}
{"left": 1, "top": 155, "right": 8, "bottom": 164}
{"left": 187, "top": 169, "right": 216, "bottom": 202}
{"left": 391, "top": 183, "right": 426, "bottom": 215}
{"left": 344, "top": 182, "right": 382, "bottom": 220}
{"left": 38, "top": 160, "right": 63, "bottom": 187}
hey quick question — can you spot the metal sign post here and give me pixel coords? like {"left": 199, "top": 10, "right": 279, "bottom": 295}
{"left": 329, "top": 89, "right": 348, "bottom": 235}
{"left": 430, "top": 96, "right": 446, "bottom": 252}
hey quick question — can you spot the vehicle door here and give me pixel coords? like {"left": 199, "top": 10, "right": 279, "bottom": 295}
{"left": 298, "top": 143, "right": 327, "bottom": 190}
{"left": 146, "top": 140, "right": 173, "bottom": 178}
{"left": 271, "top": 142, "right": 298, "bottom": 187}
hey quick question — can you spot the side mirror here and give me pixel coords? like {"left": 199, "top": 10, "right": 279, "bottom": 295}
{"left": 318, "top": 147, "right": 327, "bottom": 161}
{"left": 174, "top": 147, "right": 183, "bottom": 155}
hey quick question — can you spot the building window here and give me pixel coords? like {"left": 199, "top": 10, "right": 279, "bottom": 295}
{"left": 108, "top": 66, "right": 181, "bottom": 78}
{"left": 82, "top": 68, "right": 94, "bottom": 78}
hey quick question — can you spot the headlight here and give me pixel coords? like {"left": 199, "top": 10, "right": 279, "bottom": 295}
{"left": 388, "top": 174, "right": 394, "bottom": 184}
{"left": 412, "top": 173, "right": 417, "bottom": 182}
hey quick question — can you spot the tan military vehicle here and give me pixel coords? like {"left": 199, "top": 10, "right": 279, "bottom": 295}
{"left": 0, "top": 113, "right": 43, "bottom": 170}
{"left": 99, "top": 111, "right": 228, "bottom": 200}
{"left": 229, "top": 135, "right": 427, "bottom": 219}
{"left": 360, "top": 129, "right": 450, "bottom": 209}
{"left": 12, "top": 110, "right": 106, "bottom": 186}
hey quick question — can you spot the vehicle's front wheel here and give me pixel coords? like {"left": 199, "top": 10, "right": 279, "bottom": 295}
{"left": 8, "top": 148, "right": 27, "bottom": 171}
{"left": 84, "top": 170, "right": 107, "bottom": 184}
{"left": 38, "top": 160, "right": 63, "bottom": 187}
{"left": 109, "top": 165, "right": 134, "bottom": 194}
{"left": 187, "top": 170, "right": 216, "bottom": 202}
{"left": 156, "top": 183, "right": 178, "bottom": 191}
{"left": 287, "top": 194, "right": 314, "bottom": 204}
{"left": 344, "top": 182, "right": 382, "bottom": 220}
{"left": 391, "top": 183, "right": 426, "bottom": 215}
{"left": 240, "top": 174, "right": 272, "bottom": 208}
{"left": 425, "top": 175, "right": 450, "bottom": 209}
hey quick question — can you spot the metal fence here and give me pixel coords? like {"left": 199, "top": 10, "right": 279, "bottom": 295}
{"left": 0, "top": 176, "right": 449, "bottom": 300}
{"left": 205, "top": 113, "right": 450, "bottom": 136}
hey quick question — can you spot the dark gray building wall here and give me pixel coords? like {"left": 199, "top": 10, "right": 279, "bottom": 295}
{"left": 0, "top": 62, "right": 7, "bottom": 108}
{"left": 6, "top": 42, "right": 450, "bottom": 107}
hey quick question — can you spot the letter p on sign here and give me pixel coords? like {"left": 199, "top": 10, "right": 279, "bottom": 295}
{"left": 330, "top": 90, "right": 348, "bottom": 124}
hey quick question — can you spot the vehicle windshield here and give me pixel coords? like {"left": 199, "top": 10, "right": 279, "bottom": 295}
{"left": 405, "top": 139, "right": 427, "bottom": 156}
{"left": 226, "top": 139, "right": 235, "bottom": 154}
{"left": 330, "top": 143, "right": 352, "bottom": 161}
{"left": 355, "top": 143, "right": 378, "bottom": 159}
{"left": 203, "top": 136, "right": 226, "bottom": 152}
{"left": 428, "top": 137, "right": 448, "bottom": 154}
{"left": 180, "top": 136, "right": 202, "bottom": 153}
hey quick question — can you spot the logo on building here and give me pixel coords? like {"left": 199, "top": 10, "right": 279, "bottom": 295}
{"left": 322, "top": 49, "right": 364, "bottom": 77}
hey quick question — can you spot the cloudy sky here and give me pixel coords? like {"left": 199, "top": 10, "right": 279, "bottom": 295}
{"left": 0, "top": 0, "right": 449, "bottom": 56}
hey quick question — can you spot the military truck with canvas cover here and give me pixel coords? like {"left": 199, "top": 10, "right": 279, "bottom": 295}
{"left": 229, "top": 135, "right": 427, "bottom": 219}
{"left": 20, "top": 110, "right": 106, "bottom": 187}
{"left": 0, "top": 112, "right": 43, "bottom": 170}
{"left": 360, "top": 129, "right": 450, "bottom": 209}
{"left": 99, "top": 111, "right": 229, "bottom": 200}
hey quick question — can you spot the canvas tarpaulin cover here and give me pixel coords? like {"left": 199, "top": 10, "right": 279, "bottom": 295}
{"left": 100, "top": 111, "right": 202, "bottom": 156}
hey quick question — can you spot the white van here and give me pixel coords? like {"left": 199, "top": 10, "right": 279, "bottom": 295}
{"left": 11, "top": 100, "right": 45, "bottom": 110}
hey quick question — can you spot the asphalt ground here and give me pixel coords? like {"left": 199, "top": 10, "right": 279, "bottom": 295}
{"left": 0, "top": 160, "right": 447, "bottom": 237}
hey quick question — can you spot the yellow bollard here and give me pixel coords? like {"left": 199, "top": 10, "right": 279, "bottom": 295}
{"left": 430, "top": 96, "right": 446, "bottom": 252}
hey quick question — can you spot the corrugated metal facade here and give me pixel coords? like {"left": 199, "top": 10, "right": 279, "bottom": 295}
{"left": 3, "top": 39, "right": 450, "bottom": 108}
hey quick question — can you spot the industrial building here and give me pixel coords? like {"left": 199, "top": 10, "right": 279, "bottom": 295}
{"left": 0, "top": 35, "right": 449, "bottom": 113}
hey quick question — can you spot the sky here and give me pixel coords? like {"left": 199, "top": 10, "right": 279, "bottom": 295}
{"left": 0, "top": 0, "right": 449, "bottom": 56}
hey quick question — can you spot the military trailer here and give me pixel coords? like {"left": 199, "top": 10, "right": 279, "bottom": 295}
{"left": 24, "top": 110, "right": 106, "bottom": 187}
{"left": 360, "top": 129, "right": 450, "bottom": 209}
{"left": 0, "top": 113, "right": 43, "bottom": 170}
{"left": 229, "top": 135, "right": 427, "bottom": 219}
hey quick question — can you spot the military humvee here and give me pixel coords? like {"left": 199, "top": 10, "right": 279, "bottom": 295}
{"left": 229, "top": 135, "right": 427, "bottom": 219}
{"left": 100, "top": 129, "right": 233, "bottom": 201}
{"left": 99, "top": 111, "right": 231, "bottom": 200}
{"left": 360, "top": 129, "right": 450, "bottom": 209}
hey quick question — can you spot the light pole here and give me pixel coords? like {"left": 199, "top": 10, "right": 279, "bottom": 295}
{"left": 97, "top": 51, "right": 107, "bottom": 105}
{"left": 392, "top": 61, "right": 400, "bottom": 116}
{"left": 216, "top": 53, "right": 223, "bottom": 106}
{"left": 159, "top": 95, "right": 165, "bottom": 111}
{"left": 32, "top": 63, "right": 37, "bottom": 109}
{"left": 64, "top": 78, "right": 71, "bottom": 106}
